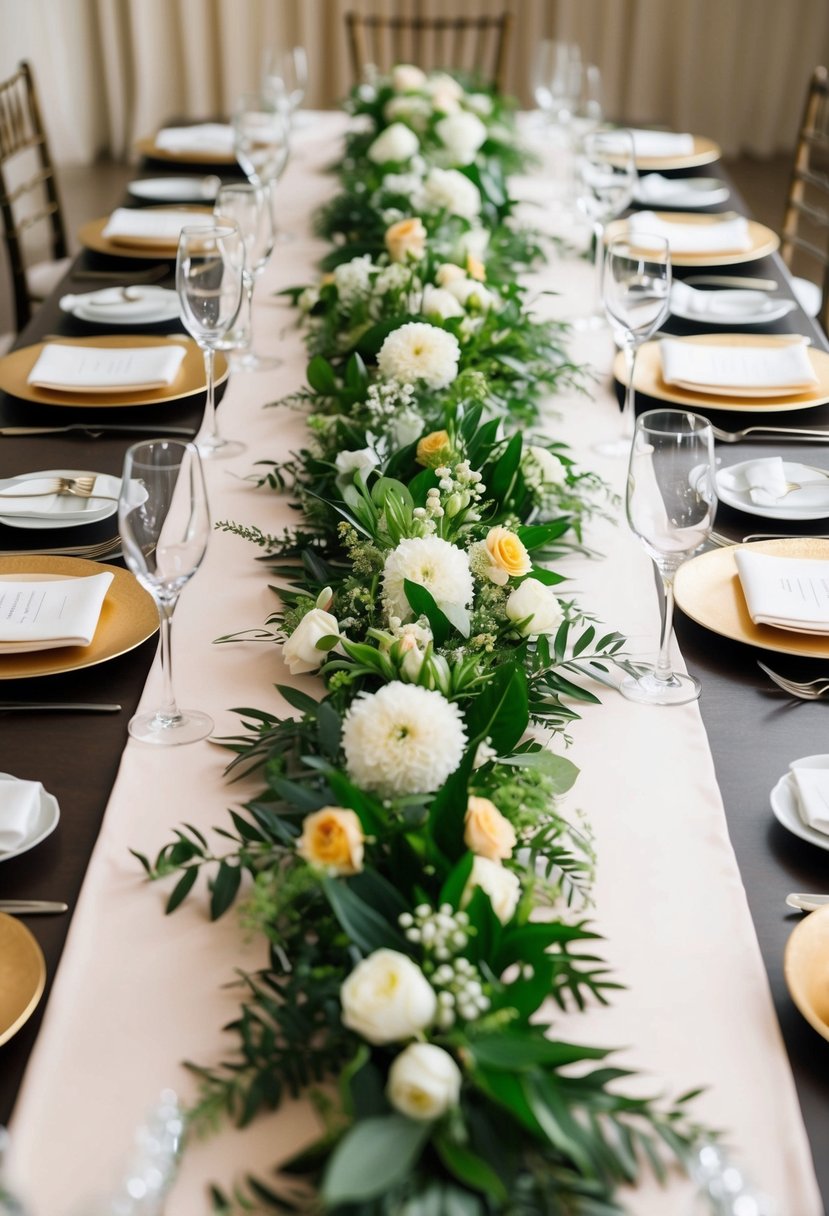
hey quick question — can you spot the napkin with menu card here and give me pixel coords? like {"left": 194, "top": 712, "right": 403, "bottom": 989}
{"left": 102, "top": 207, "right": 212, "bottom": 248}
{"left": 605, "top": 129, "right": 695, "bottom": 158}
{"left": 153, "top": 123, "right": 235, "bottom": 155}
{"left": 734, "top": 549, "right": 829, "bottom": 634}
{"left": 789, "top": 759, "right": 829, "bottom": 836}
{"left": 718, "top": 458, "right": 829, "bottom": 510}
{"left": 627, "top": 210, "right": 751, "bottom": 254}
{"left": 659, "top": 337, "right": 818, "bottom": 395}
{"left": 0, "top": 572, "right": 114, "bottom": 653}
{"left": 27, "top": 343, "right": 186, "bottom": 392}
{"left": 0, "top": 778, "right": 42, "bottom": 852}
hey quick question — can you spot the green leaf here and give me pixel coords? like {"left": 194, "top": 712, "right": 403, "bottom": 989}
{"left": 403, "top": 579, "right": 452, "bottom": 647}
{"left": 464, "top": 663, "right": 528, "bottom": 753}
{"left": 316, "top": 700, "right": 342, "bottom": 760}
{"left": 496, "top": 750, "right": 579, "bottom": 793}
{"left": 433, "top": 1134, "right": 508, "bottom": 1201}
{"left": 165, "top": 865, "right": 198, "bottom": 914}
{"left": 210, "top": 860, "right": 242, "bottom": 920}
{"left": 470, "top": 1032, "right": 610, "bottom": 1072}
{"left": 306, "top": 355, "right": 337, "bottom": 395}
{"left": 321, "top": 876, "right": 409, "bottom": 954}
{"left": 321, "top": 1115, "right": 430, "bottom": 1204}
{"left": 275, "top": 684, "right": 319, "bottom": 715}
{"left": 494, "top": 921, "right": 594, "bottom": 970}
{"left": 489, "top": 432, "right": 522, "bottom": 500}
{"left": 517, "top": 521, "right": 570, "bottom": 549}
{"left": 439, "top": 852, "right": 474, "bottom": 911}
{"left": 428, "top": 748, "right": 475, "bottom": 863}
{"left": 371, "top": 476, "right": 414, "bottom": 511}
{"left": 345, "top": 351, "right": 368, "bottom": 390}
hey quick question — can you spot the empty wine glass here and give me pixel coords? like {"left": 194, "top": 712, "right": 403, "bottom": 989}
{"left": 176, "top": 222, "right": 245, "bottom": 459}
{"left": 623, "top": 409, "right": 717, "bottom": 706}
{"left": 262, "top": 45, "right": 308, "bottom": 124}
{"left": 232, "top": 92, "right": 290, "bottom": 239}
{"left": 118, "top": 440, "right": 212, "bottom": 745}
{"left": 214, "top": 183, "right": 278, "bottom": 372}
{"left": 598, "top": 233, "right": 671, "bottom": 456}
{"left": 574, "top": 127, "right": 636, "bottom": 327}
{"left": 532, "top": 40, "right": 582, "bottom": 131}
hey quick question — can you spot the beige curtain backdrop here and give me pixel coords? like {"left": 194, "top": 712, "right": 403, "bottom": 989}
{"left": 1, "top": 0, "right": 828, "bottom": 163}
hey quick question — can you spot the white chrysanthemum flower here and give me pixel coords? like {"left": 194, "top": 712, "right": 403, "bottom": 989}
{"left": 435, "top": 111, "right": 488, "bottom": 165}
{"left": 368, "top": 121, "right": 420, "bottom": 164}
{"left": 342, "top": 682, "right": 468, "bottom": 797}
{"left": 382, "top": 535, "right": 473, "bottom": 622}
{"left": 421, "top": 284, "right": 465, "bottom": 321}
{"left": 333, "top": 255, "right": 375, "bottom": 308}
{"left": 377, "top": 321, "right": 461, "bottom": 389}
{"left": 418, "top": 168, "right": 481, "bottom": 220}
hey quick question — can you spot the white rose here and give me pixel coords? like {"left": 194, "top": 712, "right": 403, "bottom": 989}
{"left": 418, "top": 168, "right": 481, "bottom": 220}
{"left": 446, "top": 277, "right": 495, "bottom": 312}
{"left": 392, "top": 64, "right": 427, "bottom": 92}
{"left": 505, "top": 578, "right": 565, "bottom": 638}
{"left": 463, "top": 856, "right": 521, "bottom": 925}
{"left": 389, "top": 406, "right": 423, "bottom": 449}
{"left": 465, "top": 93, "right": 493, "bottom": 117}
{"left": 435, "top": 111, "right": 487, "bottom": 165}
{"left": 368, "top": 122, "right": 420, "bottom": 164}
{"left": 421, "top": 284, "right": 464, "bottom": 320}
{"left": 341, "top": 949, "right": 436, "bottom": 1044}
{"left": 435, "top": 262, "right": 466, "bottom": 287}
{"left": 425, "top": 73, "right": 464, "bottom": 104}
{"left": 335, "top": 447, "right": 380, "bottom": 481}
{"left": 283, "top": 607, "right": 339, "bottom": 675}
{"left": 525, "top": 445, "right": 566, "bottom": 486}
{"left": 387, "top": 1042, "right": 462, "bottom": 1121}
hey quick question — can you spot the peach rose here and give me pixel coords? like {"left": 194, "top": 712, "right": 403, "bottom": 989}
{"left": 297, "top": 806, "right": 364, "bottom": 875}
{"left": 484, "top": 526, "right": 532, "bottom": 584}
{"left": 466, "top": 254, "right": 486, "bottom": 282}
{"left": 385, "top": 217, "right": 427, "bottom": 263}
{"left": 464, "top": 795, "right": 517, "bottom": 861}
{"left": 416, "top": 429, "right": 452, "bottom": 468}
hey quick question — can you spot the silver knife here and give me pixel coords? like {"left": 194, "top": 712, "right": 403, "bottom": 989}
{"left": 0, "top": 702, "right": 122, "bottom": 712}
{"left": 0, "top": 424, "right": 196, "bottom": 437}
{"left": 0, "top": 901, "right": 68, "bottom": 915}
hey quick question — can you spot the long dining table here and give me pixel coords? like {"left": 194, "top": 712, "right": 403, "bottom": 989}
{"left": 1, "top": 111, "right": 828, "bottom": 1214}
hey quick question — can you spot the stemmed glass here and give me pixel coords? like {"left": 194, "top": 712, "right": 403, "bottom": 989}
{"left": 214, "top": 183, "right": 277, "bottom": 372}
{"left": 176, "top": 222, "right": 245, "bottom": 460}
{"left": 232, "top": 92, "right": 290, "bottom": 240}
{"left": 262, "top": 46, "right": 308, "bottom": 125}
{"left": 574, "top": 128, "right": 636, "bottom": 327}
{"left": 118, "top": 440, "right": 212, "bottom": 745}
{"left": 598, "top": 233, "right": 671, "bottom": 456}
{"left": 623, "top": 409, "right": 717, "bottom": 706}
{"left": 532, "top": 40, "right": 582, "bottom": 131}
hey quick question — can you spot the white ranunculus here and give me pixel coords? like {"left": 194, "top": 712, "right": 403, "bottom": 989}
{"left": 283, "top": 607, "right": 340, "bottom": 675}
{"left": 419, "top": 167, "right": 481, "bottom": 220}
{"left": 368, "top": 121, "right": 420, "bottom": 164}
{"left": 505, "top": 578, "right": 565, "bottom": 638}
{"left": 445, "top": 277, "right": 495, "bottom": 312}
{"left": 388, "top": 406, "right": 424, "bottom": 449}
{"left": 341, "top": 949, "right": 436, "bottom": 1044}
{"left": 387, "top": 1042, "right": 462, "bottom": 1120}
{"left": 392, "top": 63, "right": 427, "bottom": 92}
{"left": 382, "top": 535, "right": 473, "bottom": 623}
{"left": 435, "top": 111, "right": 488, "bottom": 165}
{"left": 525, "top": 444, "right": 566, "bottom": 486}
{"left": 463, "top": 855, "right": 521, "bottom": 924}
{"left": 377, "top": 321, "right": 461, "bottom": 389}
{"left": 421, "top": 284, "right": 465, "bottom": 321}
{"left": 342, "top": 682, "right": 467, "bottom": 797}
{"left": 335, "top": 447, "right": 380, "bottom": 482}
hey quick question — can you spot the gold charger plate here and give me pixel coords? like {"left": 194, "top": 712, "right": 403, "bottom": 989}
{"left": 613, "top": 333, "right": 829, "bottom": 414}
{"left": 0, "top": 334, "right": 228, "bottom": 409}
{"left": 0, "top": 556, "right": 158, "bottom": 679}
{"left": 0, "top": 913, "right": 46, "bottom": 1046}
{"left": 136, "top": 135, "right": 237, "bottom": 166}
{"left": 634, "top": 134, "right": 721, "bottom": 171}
{"left": 784, "top": 903, "right": 829, "bottom": 1042}
{"left": 78, "top": 206, "right": 213, "bottom": 258}
{"left": 605, "top": 212, "right": 779, "bottom": 267}
{"left": 674, "top": 537, "right": 829, "bottom": 659}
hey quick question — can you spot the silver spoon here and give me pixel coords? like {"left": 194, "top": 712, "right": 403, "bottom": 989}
{"left": 785, "top": 893, "right": 829, "bottom": 913}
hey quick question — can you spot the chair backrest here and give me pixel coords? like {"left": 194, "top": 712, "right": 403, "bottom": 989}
{"left": 0, "top": 60, "right": 68, "bottom": 332}
{"left": 344, "top": 11, "right": 512, "bottom": 93}
{"left": 781, "top": 65, "right": 829, "bottom": 332}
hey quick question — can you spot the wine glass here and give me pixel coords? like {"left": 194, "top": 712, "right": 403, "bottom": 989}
{"left": 598, "top": 233, "right": 671, "bottom": 457}
{"left": 214, "top": 183, "right": 278, "bottom": 372}
{"left": 176, "top": 222, "right": 245, "bottom": 460}
{"left": 118, "top": 440, "right": 212, "bottom": 745}
{"left": 262, "top": 46, "right": 308, "bottom": 124}
{"left": 622, "top": 409, "right": 717, "bottom": 706}
{"left": 532, "top": 40, "right": 582, "bottom": 130}
{"left": 232, "top": 92, "right": 290, "bottom": 239}
{"left": 574, "top": 128, "right": 636, "bottom": 327}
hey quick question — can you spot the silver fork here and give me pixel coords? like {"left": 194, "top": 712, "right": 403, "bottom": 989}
{"left": 757, "top": 660, "right": 829, "bottom": 699}
{"left": 0, "top": 535, "right": 122, "bottom": 559}
{"left": 710, "top": 424, "right": 829, "bottom": 444}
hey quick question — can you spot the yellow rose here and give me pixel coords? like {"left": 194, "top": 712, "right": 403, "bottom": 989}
{"left": 416, "top": 429, "right": 452, "bottom": 468}
{"left": 464, "top": 796, "right": 517, "bottom": 861}
{"left": 466, "top": 254, "right": 486, "bottom": 282}
{"left": 484, "top": 526, "right": 532, "bottom": 583}
{"left": 297, "top": 806, "right": 365, "bottom": 875}
{"left": 385, "top": 217, "right": 427, "bottom": 263}
{"left": 320, "top": 272, "right": 335, "bottom": 286}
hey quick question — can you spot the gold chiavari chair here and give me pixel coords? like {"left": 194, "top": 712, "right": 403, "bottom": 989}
{"left": 781, "top": 65, "right": 829, "bottom": 332}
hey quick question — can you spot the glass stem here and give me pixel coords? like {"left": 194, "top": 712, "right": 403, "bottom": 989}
{"left": 156, "top": 596, "right": 181, "bottom": 726}
{"left": 621, "top": 340, "right": 637, "bottom": 440}
{"left": 655, "top": 572, "right": 678, "bottom": 684}
{"left": 592, "top": 220, "right": 605, "bottom": 314}
{"left": 202, "top": 346, "right": 218, "bottom": 443}
{"left": 239, "top": 275, "right": 254, "bottom": 357}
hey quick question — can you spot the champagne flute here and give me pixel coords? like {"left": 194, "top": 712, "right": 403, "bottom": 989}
{"left": 598, "top": 233, "right": 671, "bottom": 457}
{"left": 262, "top": 46, "right": 308, "bottom": 124}
{"left": 214, "top": 183, "right": 278, "bottom": 372}
{"left": 176, "top": 222, "right": 245, "bottom": 460}
{"left": 623, "top": 409, "right": 717, "bottom": 706}
{"left": 232, "top": 92, "right": 290, "bottom": 240}
{"left": 574, "top": 128, "right": 636, "bottom": 327}
{"left": 118, "top": 440, "right": 212, "bottom": 745}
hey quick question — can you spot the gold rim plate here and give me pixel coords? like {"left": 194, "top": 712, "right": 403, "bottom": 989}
{"left": 136, "top": 136, "right": 237, "bottom": 166}
{"left": 606, "top": 212, "right": 779, "bottom": 267}
{"left": 784, "top": 904, "right": 829, "bottom": 1042}
{"left": 0, "top": 334, "right": 228, "bottom": 409}
{"left": 78, "top": 206, "right": 213, "bottom": 258}
{"left": 634, "top": 135, "right": 721, "bottom": 171}
{"left": 0, "top": 913, "right": 46, "bottom": 1046}
{"left": 614, "top": 334, "right": 829, "bottom": 414}
{"left": 0, "top": 556, "right": 158, "bottom": 679}
{"left": 674, "top": 538, "right": 829, "bottom": 658}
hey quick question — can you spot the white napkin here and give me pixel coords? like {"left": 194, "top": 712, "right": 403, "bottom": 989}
{"left": 718, "top": 459, "right": 829, "bottom": 510}
{"left": 734, "top": 549, "right": 829, "bottom": 634}
{"left": 635, "top": 174, "right": 701, "bottom": 204}
{"left": 0, "top": 779, "right": 42, "bottom": 852}
{"left": 0, "top": 572, "right": 114, "bottom": 652}
{"left": 0, "top": 474, "right": 120, "bottom": 520}
{"left": 27, "top": 343, "right": 187, "bottom": 392}
{"left": 605, "top": 129, "right": 695, "bottom": 158}
{"left": 628, "top": 210, "right": 751, "bottom": 254}
{"left": 60, "top": 287, "right": 179, "bottom": 323}
{"left": 789, "top": 761, "right": 829, "bottom": 835}
{"left": 154, "top": 123, "right": 235, "bottom": 155}
{"left": 670, "top": 280, "right": 784, "bottom": 321}
{"left": 101, "top": 207, "right": 213, "bottom": 247}
{"left": 659, "top": 337, "right": 818, "bottom": 395}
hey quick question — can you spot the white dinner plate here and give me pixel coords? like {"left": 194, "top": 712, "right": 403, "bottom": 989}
{"left": 715, "top": 460, "right": 829, "bottom": 521}
{"left": 0, "top": 772, "right": 60, "bottom": 863}
{"left": 128, "top": 175, "right": 220, "bottom": 203}
{"left": 0, "top": 469, "right": 120, "bottom": 531}
{"left": 634, "top": 175, "right": 730, "bottom": 209}
{"left": 670, "top": 289, "right": 798, "bottom": 327}
{"left": 770, "top": 762, "right": 829, "bottom": 853}
{"left": 59, "top": 286, "right": 180, "bottom": 326}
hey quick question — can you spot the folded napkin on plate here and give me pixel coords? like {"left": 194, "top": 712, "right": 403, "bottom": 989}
{"left": 60, "top": 287, "right": 178, "bottom": 323}
{"left": 628, "top": 210, "right": 751, "bottom": 254}
{"left": 0, "top": 474, "right": 120, "bottom": 520}
{"left": 27, "top": 343, "right": 187, "bottom": 392}
{"left": 789, "top": 761, "right": 829, "bottom": 835}
{"left": 102, "top": 207, "right": 212, "bottom": 247}
{"left": 670, "top": 280, "right": 785, "bottom": 320}
{"left": 718, "top": 458, "right": 829, "bottom": 510}
{"left": 0, "top": 572, "right": 114, "bottom": 653}
{"left": 605, "top": 129, "right": 696, "bottom": 158}
{"left": 734, "top": 549, "right": 829, "bottom": 634}
{"left": 659, "top": 337, "right": 818, "bottom": 394}
{"left": 154, "top": 123, "right": 235, "bottom": 155}
{"left": 635, "top": 174, "right": 701, "bottom": 204}
{"left": 0, "top": 778, "right": 42, "bottom": 852}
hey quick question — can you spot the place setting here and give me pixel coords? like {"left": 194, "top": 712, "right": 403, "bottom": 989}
{"left": 668, "top": 279, "right": 798, "bottom": 326}
{"left": 127, "top": 174, "right": 222, "bottom": 204}
{"left": 58, "top": 285, "right": 181, "bottom": 327}
{"left": 0, "top": 468, "right": 125, "bottom": 531}
{"left": 135, "top": 122, "right": 237, "bottom": 165}
{"left": 606, "top": 207, "right": 779, "bottom": 266}
{"left": 77, "top": 205, "right": 216, "bottom": 260}
{"left": 632, "top": 173, "right": 730, "bottom": 209}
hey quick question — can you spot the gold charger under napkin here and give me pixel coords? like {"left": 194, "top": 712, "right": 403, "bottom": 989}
{"left": 605, "top": 212, "right": 779, "bottom": 267}
{"left": 78, "top": 206, "right": 213, "bottom": 259}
